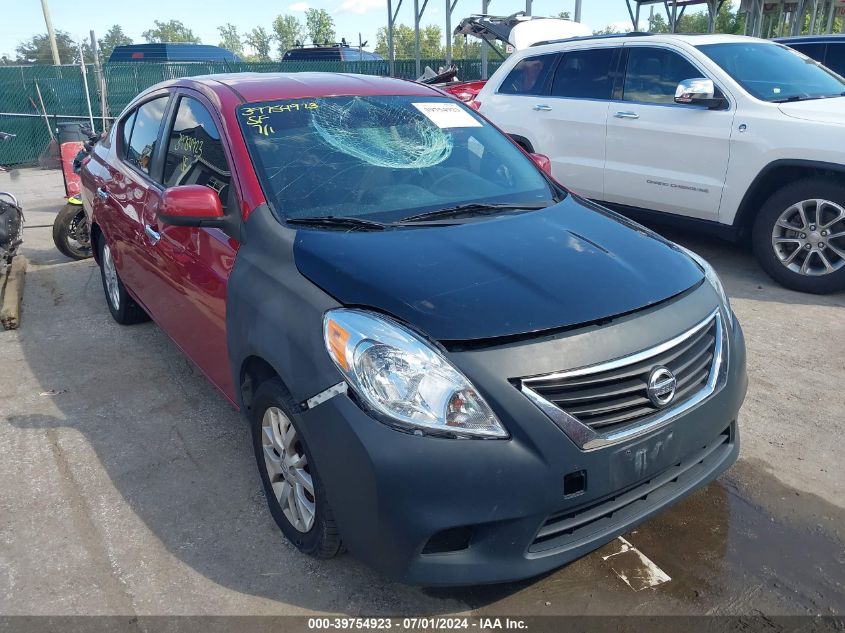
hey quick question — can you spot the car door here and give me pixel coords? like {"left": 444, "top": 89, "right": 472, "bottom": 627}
{"left": 136, "top": 91, "right": 240, "bottom": 401}
{"left": 539, "top": 45, "right": 619, "bottom": 200}
{"left": 479, "top": 52, "right": 559, "bottom": 149}
{"left": 603, "top": 45, "right": 735, "bottom": 221}
{"left": 99, "top": 94, "right": 171, "bottom": 298}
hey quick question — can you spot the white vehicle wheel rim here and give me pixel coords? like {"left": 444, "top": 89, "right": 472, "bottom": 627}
{"left": 771, "top": 198, "right": 845, "bottom": 276}
{"left": 102, "top": 243, "right": 121, "bottom": 309}
{"left": 261, "top": 406, "right": 315, "bottom": 533}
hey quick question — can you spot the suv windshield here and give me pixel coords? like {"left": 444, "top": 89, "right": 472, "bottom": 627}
{"left": 238, "top": 95, "right": 556, "bottom": 223}
{"left": 697, "top": 42, "right": 845, "bottom": 102}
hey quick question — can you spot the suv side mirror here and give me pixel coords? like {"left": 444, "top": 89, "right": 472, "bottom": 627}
{"left": 158, "top": 185, "right": 224, "bottom": 227}
{"left": 674, "top": 78, "right": 725, "bottom": 109}
{"left": 529, "top": 152, "right": 552, "bottom": 176}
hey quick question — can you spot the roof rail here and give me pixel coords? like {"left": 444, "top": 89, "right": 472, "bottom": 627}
{"left": 531, "top": 31, "right": 652, "bottom": 48}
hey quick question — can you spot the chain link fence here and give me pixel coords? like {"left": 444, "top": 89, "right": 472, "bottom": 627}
{"left": 0, "top": 58, "right": 502, "bottom": 167}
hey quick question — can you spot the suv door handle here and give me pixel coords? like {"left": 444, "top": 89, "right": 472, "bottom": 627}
{"left": 96, "top": 187, "right": 109, "bottom": 200}
{"left": 614, "top": 111, "right": 640, "bottom": 119}
{"left": 533, "top": 104, "right": 552, "bottom": 111}
{"left": 144, "top": 224, "right": 160, "bottom": 245}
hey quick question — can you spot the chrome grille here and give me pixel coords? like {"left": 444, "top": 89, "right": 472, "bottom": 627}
{"left": 520, "top": 312, "right": 721, "bottom": 440}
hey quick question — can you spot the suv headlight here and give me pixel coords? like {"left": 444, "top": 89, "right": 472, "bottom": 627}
{"left": 323, "top": 309, "right": 507, "bottom": 439}
{"left": 677, "top": 245, "right": 733, "bottom": 326}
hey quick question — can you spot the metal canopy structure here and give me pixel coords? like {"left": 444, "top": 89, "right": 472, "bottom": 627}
{"left": 624, "top": 0, "right": 845, "bottom": 35}
{"left": 623, "top": 0, "right": 726, "bottom": 32}
{"left": 740, "top": 0, "right": 845, "bottom": 38}
{"left": 385, "top": 0, "right": 584, "bottom": 78}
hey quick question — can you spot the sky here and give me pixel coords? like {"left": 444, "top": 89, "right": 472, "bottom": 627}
{"left": 1, "top": 0, "right": 654, "bottom": 60}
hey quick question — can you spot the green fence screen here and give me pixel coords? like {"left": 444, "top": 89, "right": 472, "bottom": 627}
{"left": 0, "top": 58, "right": 502, "bottom": 166}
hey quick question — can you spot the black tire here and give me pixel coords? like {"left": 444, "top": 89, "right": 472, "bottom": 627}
{"left": 752, "top": 178, "right": 845, "bottom": 294}
{"left": 53, "top": 204, "right": 92, "bottom": 260}
{"left": 96, "top": 233, "right": 149, "bottom": 325}
{"left": 251, "top": 378, "right": 342, "bottom": 559}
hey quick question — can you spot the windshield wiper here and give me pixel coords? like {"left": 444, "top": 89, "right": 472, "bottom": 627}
{"left": 286, "top": 216, "right": 390, "bottom": 231}
{"left": 400, "top": 202, "right": 550, "bottom": 224}
{"left": 772, "top": 92, "right": 845, "bottom": 103}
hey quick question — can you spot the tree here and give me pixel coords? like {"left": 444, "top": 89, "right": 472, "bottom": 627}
{"left": 244, "top": 26, "right": 274, "bottom": 62}
{"left": 98, "top": 25, "right": 133, "bottom": 62}
{"left": 305, "top": 8, "right": 336, "bottom": 45}
{"left": 374, "top": 24, "right": 444, "bottom": 59}
{"left": 593, "top": 24, "right": 626, "bottom": 35}
{"left": 645, "top": 3, "right": 745, "bottom": 34}
{"left": 15, "top": 31, "right": 93, "bottom": 64}
{"left": 217, "top": 23, "right": 244, "bottom": 57}
{"left": 273, "top": 15, "right": 304, "bottom": 57}
{"left": 554, "top": 11, "right": 571, "bottom": 19}
{"left": 648, "top": 13, "right": 669, "bottom": 33}
{"left": 142, "top": 20, "right": 201, "bottom": 44}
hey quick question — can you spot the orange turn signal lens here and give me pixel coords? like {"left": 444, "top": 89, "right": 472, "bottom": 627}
{"left": 326, "top": 319, "right": 351, "bottom": 370}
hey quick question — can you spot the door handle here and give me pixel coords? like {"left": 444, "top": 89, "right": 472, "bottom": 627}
{"left": 533, "top": 104, "right": 552, "bottom": 111}
{"left": 96, "top": 187, "right": 109, "bottom": 200}
{"left": 144, "top": 224, "right": 160, "bottom": 245}
{"left": 614, "top": 111, "right": 640, "bottom": 119}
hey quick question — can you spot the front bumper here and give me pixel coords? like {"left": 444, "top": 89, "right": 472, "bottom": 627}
{"left": 297, "top": 288, "right": 747, "bottom": 586}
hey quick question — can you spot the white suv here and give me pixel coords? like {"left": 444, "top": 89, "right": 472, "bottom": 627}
{"left": 475, "top": 33, "right": 845, "bottom": 294}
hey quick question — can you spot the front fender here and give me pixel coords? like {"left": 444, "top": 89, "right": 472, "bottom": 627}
{"left": 226, "top": 204, "right": 343, "bottom": 410}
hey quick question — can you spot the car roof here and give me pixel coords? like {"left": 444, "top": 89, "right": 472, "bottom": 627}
{"left": 773, "top": 34, "right": 845, "bottom": 43}
{"left": 109, "top": 43, "right": 241, "bottom": 63}
{"left": 170, "top": 72, "right": 438, "bottom": 103}
{"left": 529, "top": 32, "right": 767, "bottom": 52}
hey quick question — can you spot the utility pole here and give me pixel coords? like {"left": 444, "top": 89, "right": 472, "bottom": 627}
{"left": 40, "top": 0, "right": 61, "bottom": 65}
{"left": 574, "top": 0, "right": 582, "bottom": 22}
{"left": 480, "top": 0, "right": 490, "bottom": 79}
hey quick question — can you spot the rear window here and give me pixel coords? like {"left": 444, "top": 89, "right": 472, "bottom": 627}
{"left": 498, "top": 54, "right": 558, "bottom": 96}
{"left": 238, "top": 95, "right": 555, "bottom": 223}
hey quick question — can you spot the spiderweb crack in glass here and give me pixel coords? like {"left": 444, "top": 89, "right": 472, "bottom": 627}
{"left": 310, "top": 97, "right": 453, "bottom": 169}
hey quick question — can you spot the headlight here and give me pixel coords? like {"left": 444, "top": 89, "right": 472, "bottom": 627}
{"left": 677, "top": 245, "right": 733, "bottom": 326}
{"left": 323, "top": 309, "right": 507, "bottom": 439}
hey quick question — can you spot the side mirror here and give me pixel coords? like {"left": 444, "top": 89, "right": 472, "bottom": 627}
{"left": 674, "top": 78, "right": 725, "bottom": 109}
{"left": 529, "top": 152, "right": 552, "bottom": 176}
{"left": 158, "top": 185, "right": 224, "bottom": 227}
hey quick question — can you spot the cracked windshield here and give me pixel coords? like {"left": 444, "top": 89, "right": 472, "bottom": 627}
{"left": 238, "top": 95, "right": 556, "bottom": 223}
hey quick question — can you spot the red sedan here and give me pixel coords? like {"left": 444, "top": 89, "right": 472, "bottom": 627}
{"left": 80, "top": 72, "right": 744, "bottom": 585}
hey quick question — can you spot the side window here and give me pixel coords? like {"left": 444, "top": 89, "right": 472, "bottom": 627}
{"left": 551, "top": 48, "right": 618, "bottom": 99}
{"left": 120, "top": 110, "right": 136, "bottom": 157}
{"left": 498, "top": 54, "right": 558, "bottom": 96}
{"left": 162, "top": 97, "right": 231, "bottom": 210}
{"left": 623, "top": 47, "right": 703, "bottom": 104}
{"left": 125, "top": 97, "right": 168, "bottom": 176}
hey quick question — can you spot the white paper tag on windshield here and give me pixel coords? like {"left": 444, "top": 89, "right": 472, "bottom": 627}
{"left": 413, "top": 102, "right": 482, "bottom": 128}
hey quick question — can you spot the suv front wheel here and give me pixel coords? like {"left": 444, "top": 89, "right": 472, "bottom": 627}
{"left": 753, "top": 178, "right": 845, "bottom": 294}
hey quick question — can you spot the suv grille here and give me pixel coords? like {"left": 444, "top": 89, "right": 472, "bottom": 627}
{"left": 521, "top": 313, "right": 719, "bottom": 435}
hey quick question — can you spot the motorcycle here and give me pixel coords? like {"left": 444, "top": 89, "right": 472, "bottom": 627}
{"left": 0, "top": 132, "right": 24, "bottom": 269}
{"left": 52, "top": 126, "right": 98, "bottom": 260}
{"left": 52, "top": 193, "right": 90, "bottom": 260}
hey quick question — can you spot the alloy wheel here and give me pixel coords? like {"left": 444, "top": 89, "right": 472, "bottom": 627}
{"left": 771, "top": 198, "right": 845, "bottom": 276}
{"left": 261, "top": 406, "right": 315, "bottom": 533}
{"left": 101, "top": 243, "right": 121, "bottom": 309}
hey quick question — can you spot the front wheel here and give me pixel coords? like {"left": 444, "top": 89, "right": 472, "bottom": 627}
{"left": 53, "top": 203, "right": 92, "bottom": 260}
{"left": 251, "top": 378, "right": 342, "bottom": 558}
{"left": 752, "top": 178, "right": 845, "bottom": 294}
